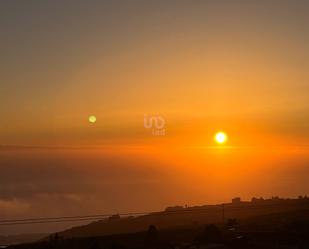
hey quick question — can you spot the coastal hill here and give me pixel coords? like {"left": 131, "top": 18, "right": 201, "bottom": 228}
{"left": 57, "top": 196, "right": 309, "bottom": 239}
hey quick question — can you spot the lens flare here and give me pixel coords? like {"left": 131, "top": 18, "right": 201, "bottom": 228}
{"left": 88, "top": 115, "right": 97, "bottom": 124}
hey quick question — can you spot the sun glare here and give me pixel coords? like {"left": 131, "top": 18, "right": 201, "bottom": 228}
{"left": 215, "top": 131, "right": 228, "bottom": 144}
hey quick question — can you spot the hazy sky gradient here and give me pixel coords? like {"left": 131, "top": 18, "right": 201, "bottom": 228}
{"left": 0, "top": 0, "right": 309, "bottom": 234}
{"left": 1, "top": 0, "right": 309, "bottom": 145}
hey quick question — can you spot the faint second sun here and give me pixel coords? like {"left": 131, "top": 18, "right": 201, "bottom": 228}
{"left": 88, "top": 115, "right": 97, "bottom": 124}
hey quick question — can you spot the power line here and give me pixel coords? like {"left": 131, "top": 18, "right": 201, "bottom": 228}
{"left": 0, "top": 203, "right": 307, "bottom": 226}
{"left": 0, "top": 212, "right": 147, "bottom": 223}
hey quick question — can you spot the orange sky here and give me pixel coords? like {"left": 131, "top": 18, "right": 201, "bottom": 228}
{"left": 0, "top": 0, "right": 309, "bottom": 235}
{"left": 1, "top": 1, "right": 309, "bottom": 147}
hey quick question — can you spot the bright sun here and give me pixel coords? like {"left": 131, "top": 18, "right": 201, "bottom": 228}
{"left": 214, "top": 131, "right": 228, "bottom": 144}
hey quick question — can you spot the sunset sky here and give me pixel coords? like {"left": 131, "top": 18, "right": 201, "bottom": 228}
{"left": 1, "top": 0, "right": 309, "bottom": 235}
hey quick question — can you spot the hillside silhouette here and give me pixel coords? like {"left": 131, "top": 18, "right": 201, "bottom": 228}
{"left": 54, "top": 196, "right": 309, "bottom": 239}
{"left": 6, "top": 196, "right": 308, "bottom": 249}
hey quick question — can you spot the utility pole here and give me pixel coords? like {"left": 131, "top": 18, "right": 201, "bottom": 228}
{"left": 222, "top": 204, "right": 225, "bottom": 224}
